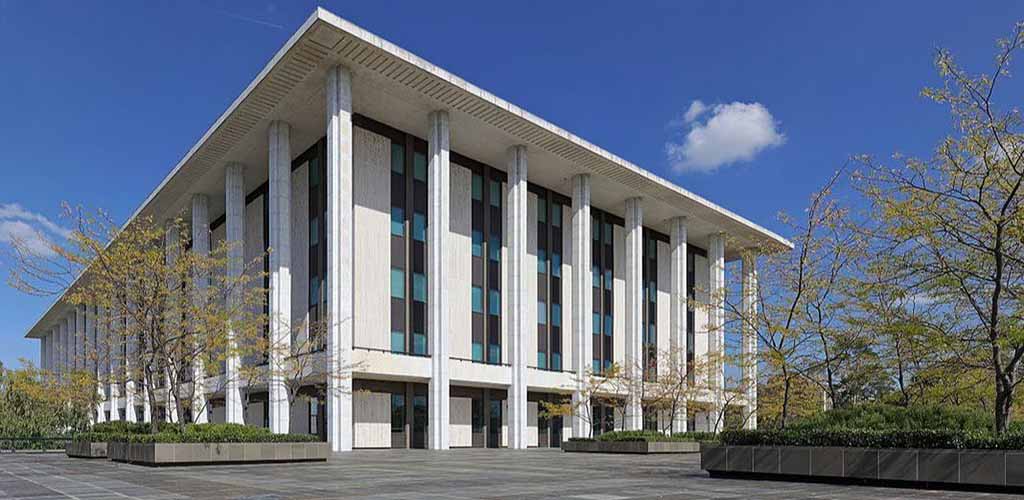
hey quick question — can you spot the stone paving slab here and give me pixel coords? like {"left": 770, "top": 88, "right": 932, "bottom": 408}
{"left": 0, "top": 448, "right": 1020, "bottom": 499}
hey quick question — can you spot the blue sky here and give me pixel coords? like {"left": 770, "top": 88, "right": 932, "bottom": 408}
{"left": 0, "top": 1, "right": 1020, "bottom": 368}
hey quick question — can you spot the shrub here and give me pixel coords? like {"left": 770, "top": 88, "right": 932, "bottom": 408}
{"left": 106, "top": 423, "right": 319, "bottom": 444}
{"left": 791, "top": 403, "right": 991, "bottom": 432}
{"left": 719, "top": 428, "right": 1024, "bottom": 450}
{"left": 585, "top": 432, "right": 720, "bottom": 442}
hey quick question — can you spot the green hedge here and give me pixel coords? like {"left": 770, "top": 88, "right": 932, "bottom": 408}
{"left": 791, "top": 404, "right": 992, "bottom": 432}
{"left": 106, "top": 423, "right": 320, "bottom": 444}
{"left": 720, "top": 429, "right": 1024, "bottom": 450}
{"left": 76, "top": 423, "right": 319, "bottom": 444}
{"left": 569, "top": 431, "right": 718, "bottom": 443}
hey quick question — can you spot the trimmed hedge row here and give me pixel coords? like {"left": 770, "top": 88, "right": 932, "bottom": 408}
{"left": 569, "top": 431, "right": 718, "bottom": 443}
{"left": 720, "top": 428, "right": 1024, "bottom": 450}
{"left": 76, "top": 423, "right": 319, "bottom": 444}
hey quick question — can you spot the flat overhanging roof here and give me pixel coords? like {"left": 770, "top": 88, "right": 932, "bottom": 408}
{"left": 24, "top": 8, "right": 791, "bottom": 339}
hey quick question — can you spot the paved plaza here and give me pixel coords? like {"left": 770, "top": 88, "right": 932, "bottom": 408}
{"left": 0, "top": 448, "right": 1020, "bottom": 499}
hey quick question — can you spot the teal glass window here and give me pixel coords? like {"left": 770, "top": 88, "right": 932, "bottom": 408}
{"left": 309, "top": 217, "right": 319, "bottom": 246}
{"left": 538, "top": 199, "right": 547, "bottom": 223}
{"left": 413, "top": 273, "right": 427, "bottom": 302}
{"left": 538, "top": 249, "right": 547, "bottom": 274}
{"left": 391, "top": 207, "right": 405, "bottom": 236}
{"left": 413, "top": 332, "right": 427, "bottom": 355}
{"left": 472, "top": 342, "right": 484, "bottom": 362}
{"left": 603, "top": 222, "right": 613, "bottom": 244}
{"left": 552, "top": 205, "right": 562, "bottom": 227}
{"left": 391, "top": 331, "right": 406, "bottom": 353}
{"left": 604, "top": 315, "right": 613, "bottom": 337}
{"left": 413, "top": 152, "right": 427, "bottom": 181}
{"left": 551, "top": 252, "right": 561, "bottom": 277}
{"left": 391, "top": 143, "right": 405, "bottom": 174}
{"left": 592, "top": 312, "right": 600, "bottom": 334}
{"left": 412, "top": 213, "right": 426, "bottom": 242}
{"left": 489, "top": 236, "right": 501, "bottom": 262}
{"left": 552, "top": 303, "right": 561, "bottom": 327}
{"left": 538, "top": 352, "right": 547, "bottom": 369}
{"left": 489, "top": 290, "right": 500, "bottom": 316}
{"left": 593, "top": 360, "right": 600, "bottom": 372}
{"left": 390, "top": 268, "right": 405, "bottom": 299}
{"left": 538, "top": 301, "right": 547, "bottom": 325}
{"left": 592, "top": 265, "right": 600, "bottom": 287}
{"left": 309, "top": 159, "right": 321, "bottom": 186}
{"left": 472, "top": 286, "right": 484, "bottom": 313}
{"left": 309, "top": 279, "right": 320, "bottom": 306}
{"left": 472, "top": 174, "right": 483, "bottom": 201}
{"left": 489, "top": 180, "right": 501, "bottom": 207}
{"left": 592, "top": 217, "right": 600, "bottom": 240}
{"left": 489, "top": 344, "right": 500, "bottom": 363}
{"left": 552, "top": 353, "right": 561, "bottom": 371}
{"left": 472, "top": 230, "right": 483, "bottom": 257}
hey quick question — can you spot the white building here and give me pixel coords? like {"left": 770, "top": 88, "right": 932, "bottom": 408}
{"left": 24, "top": 8, "right": 790, "bottom": 451}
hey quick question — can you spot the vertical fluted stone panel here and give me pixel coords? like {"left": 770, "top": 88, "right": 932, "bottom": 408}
{"left": 427, "top": 110, "right": 451, "bottom": 450}
{"left": 708, "top": 233, "right": 726, "bottom": 432}
{"left": 506, "top": 144, "right": 528, "bottom": 449}
{"left": 268, "top": 120, "right": 292, "bottom": 434}
{"left": 326, "top": 65, "right": 354, "bottom": 452}
{"left": 225, "top": 163, "right": 246, "bottom": 425}
{"left": 742, "top": 252, "right": 758, "bottom": 430}
{"left": 191, "top": 194, "right": 210, "bottom": 424}
{"left": 624, "top": 197, "right": 644, "bottom": 431}
{"left": 669, "top": 217, "right": 688, "bottom": 432}
{"left": 570, "top": 174, "right": 592, "bottom": 438}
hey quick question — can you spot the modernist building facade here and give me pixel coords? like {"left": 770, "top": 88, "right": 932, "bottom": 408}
{"left": 25, "top": 8, "right": 789, "bottom": 452}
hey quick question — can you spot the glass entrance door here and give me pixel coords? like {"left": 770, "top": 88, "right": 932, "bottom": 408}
{"left": 412, "top": 394, "right": 427, "bottom": 449}
{"left": 487, "top": 399, "right": 502, "bottom": 448}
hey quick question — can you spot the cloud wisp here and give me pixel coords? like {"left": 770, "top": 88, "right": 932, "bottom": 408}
{"left": 0, "top": 203, "right": 70, "bottom": 257}
{"left": 666, "top": 100, "right": 785, "bottom": 173}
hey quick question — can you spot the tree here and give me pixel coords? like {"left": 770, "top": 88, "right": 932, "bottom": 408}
{"left": 0, "top": 360, "right": 96, "bottom": 438}
{"left": 539, "top": 363, "right": 627, "bottom": 438}
{"left": 856, "top": 22, "right": 1024, "bottom": 432}
{"left": 725, "top": 171, "right": 865, "bottom": 428}
{"left": 7, "top": 205, "right": 268, "bottom": 433}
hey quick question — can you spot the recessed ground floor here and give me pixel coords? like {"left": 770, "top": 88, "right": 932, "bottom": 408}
{"left": 0, "top": 449, "right": 1016, "bottom": 499}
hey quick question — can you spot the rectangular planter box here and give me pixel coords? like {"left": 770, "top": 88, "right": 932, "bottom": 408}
{"left": 564, "top": 440, "right": 699, "bottom": 454}
{"left": 66, "top": 441, "right": 107, "bottom": 458}
{"left": 107, "top": 442, "right": 328, "bottom": 466}
{"left": 701, "top": 444, "right": 1024, "bottom": 492}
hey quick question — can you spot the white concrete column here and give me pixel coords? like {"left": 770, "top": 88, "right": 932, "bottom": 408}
{"left": 95, "top": 306, "right": 108, "bottom": 417}
{"left": 669, "top": 217, "right": 688, "bottom": 433}
{"left": 191, "top": 193, "right": 210, "bottom": 424}
{"left": 124, "top": 321, "right": 138, "bottom": 423}
{"left": 224, "top": 162, "right": 246, "bottom": 425}
{"left": 164, "top": 224, "right": 181, "bottom": 424}
{"left": 63, "top": 315, "right": 72, "bottom": 376}
{"left": 268, "top": 119, "right": 292, "bottom": 434}
{"left": 426, "top": 110, "right": 451, "bottom": 450}
{"left": 77, "top": 305, "right": 86, "bottom": 372}
{"left": 326, "top": 65, "right": 354, "bottom": 452}
{"left": 741, "top": 252, "right": 758, "bottom": 430}
{"left": 506, "top": 144, "right": 528, "bottom": 449}
{"left": 570, "top": 174, "right": 592, "bottom": 438}
{"left": 623, "top": 197, "right": 643, "bottom": 431}
{"left": 707, "top": 232, "right": 726, "bottom": 433}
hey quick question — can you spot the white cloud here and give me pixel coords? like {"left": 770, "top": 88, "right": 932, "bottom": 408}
{"left": 666, "top": 101, "right": 786, "bottom": 173}
{"left": 0, "top": 220, "right": 56, "bottom": 257}
{"left": 683, "top": 100, "right": 708, "bottom": 123}
{"left": 0, "top": 203, "right": 70, "bottom": 257}
{"left": 0, "top": 203, "right": 71, "bottom": 238}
